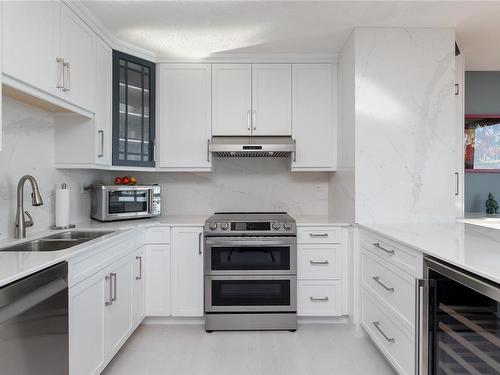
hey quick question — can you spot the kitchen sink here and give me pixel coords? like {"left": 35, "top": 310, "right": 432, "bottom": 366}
{"left": 0, "top": 231, "right": 114, "bottom": 252}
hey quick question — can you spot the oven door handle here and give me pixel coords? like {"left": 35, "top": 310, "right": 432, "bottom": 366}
{"left": 205, "top": 239, "right": 294, "bottom": 247}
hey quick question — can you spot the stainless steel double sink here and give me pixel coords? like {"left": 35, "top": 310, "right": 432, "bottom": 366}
{"left": 0, "top": 231, "right": 114, "bottom": 252}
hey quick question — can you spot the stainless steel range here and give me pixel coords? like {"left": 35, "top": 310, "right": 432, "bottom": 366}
{"left": 204, "top": 212, "right": 297, "bottom": 332}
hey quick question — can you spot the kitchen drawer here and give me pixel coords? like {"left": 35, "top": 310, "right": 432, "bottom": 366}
{"left": 361, "top": 249, "right": 415, "bottom": 326}
{"left": 298, "top": 227, "right": 342, "bottom": 244}
{"left": 361, "top": 230, "right": 422, "bottom": 277}
{"left": 69, "top": 230, "right": 140, "bottom": 287}
{"left": 361, "top": 291, "right": 415, "bottom": 375}
{"left": 146, "top": 227, "right": 171, "bottom": 244}
{"left": 297, "top": 280, "right": 342, "bottom": 316}
{"left": 298, "top": 244, "right": 342, "bottom": 280}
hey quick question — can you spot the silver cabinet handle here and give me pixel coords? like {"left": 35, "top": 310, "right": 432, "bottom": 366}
{"left": 310, "top": 296, "right": 329, "bottom": 302}
{"left": 207, "top": 139, "right": 210, "bottom": 162}
{"left": 247, "top": 110, "right": 251, "bottom": 131}
{"left": 372, "top": 321, "right": 395, "bottom": 343}
{"left": 252, "top": 110, "right": 256, "bottom": 131}
{"left": 56, "top": 58, "right": 64, "bottom": 89}
{"left": 372, "top": 276, "right": 395, "bottom": 292}
{"left": 198, "top": 232, "right": 202, "bottom": 255}
{"left": 105, "top": 274, "right": 113, "bottom": 306}
{"left": 455, "top": 172, "right": 459, "bottom": 196}
{"left": 110, "top": 272, "right": 117, "bottom": 302}
{"left": 63, "top": 61, "right": 70, "bottom": 92}
{"left": 97, "top": 130, "right": 104, "bottom": 158}
{"left": 310, "top": 260, "right": 329, "bottom": 265}
{"left": 372, "top": 242, "right": 395, "bottom": 255}
{"left": 136, "top": 256, "right": 142, "bottom": 280}
{"left": 310, "top": 233, "right": 328, "bottom": 238}
{"left": 293, "top": 139, "right": 297, "bottom": 162}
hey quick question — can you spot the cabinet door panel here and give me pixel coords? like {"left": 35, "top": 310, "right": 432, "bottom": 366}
{"left": 132, "top": 247, "right": 146, "bottom": 326}
{"left": 172, "top": 227, "right": 204, "bottom": 317}
{"left": 212, "top": 64, "right": 251, "bottom": 136}
{"left": 69, "top": 270, "right": 106, "bottom": 375}
{"left": 145, "top": 245, "right": 171, "bottom": 316}
{"left": 2, "top": 1, "right": 58, "bottom": 94}
{"left": 252, "top": 64, "right": 292, "bottom": 136}
{"left": 158, "top": 64, "right": 211, "bottom": 169}
{"left": 104, "top": 257, "right": 133, "bottom": 359}
{"left": 292, "top": 64, "right": 335, "bottom": 170}
{"left": 60, "top": 4, "right": 95, "bottom": 111}
{"left": 95, "top": 38, "right": 112, "bottom": 165}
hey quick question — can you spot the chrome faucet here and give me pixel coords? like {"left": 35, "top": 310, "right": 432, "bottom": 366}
{"left": 14, "top": 175, "right": 43, "bottom": 239}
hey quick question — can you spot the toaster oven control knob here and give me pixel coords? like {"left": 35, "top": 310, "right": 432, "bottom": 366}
{"left": 220, "top": 222, "right": 229, "bottom": 231}
{"left": 208, "top": 222, "right": 218, "bottom": 231}
{"left": 272, "top": 222, "right": 281, "bottom": 230}
{"left": 283, "top": 223, "right": 292, "bottom": 231}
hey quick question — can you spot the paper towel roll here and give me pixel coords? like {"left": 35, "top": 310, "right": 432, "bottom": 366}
{"left": 55, "top": 184, "right": 70, "bottom": 227}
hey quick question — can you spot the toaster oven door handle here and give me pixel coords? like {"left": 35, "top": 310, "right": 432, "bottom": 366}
{"left": 148, "top": 189, "right": 154, "bottom": 215}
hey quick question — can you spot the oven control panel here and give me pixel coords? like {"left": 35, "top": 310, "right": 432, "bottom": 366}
{"left": 204, "top": 220, "right": 296, "bottom": 235}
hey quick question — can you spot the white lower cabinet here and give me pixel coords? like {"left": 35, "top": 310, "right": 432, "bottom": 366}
{"left": 145, "top": 244, "right": 172, "bottom": 316}
{"left": 69, "top": 243, "right": 144, "bottom": 375}
{"left": 297, "top": 225, "right": 348, "bottom": 317}
{"left": 69, "top": 267, "right": 106, "bottom": 375}
{"left": 171, "top": 226, "right": 204, "bottom": 317}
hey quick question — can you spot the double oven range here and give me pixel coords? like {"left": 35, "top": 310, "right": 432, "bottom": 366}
{"left": 204, "top": 212, "right": 297, "bottom": 332}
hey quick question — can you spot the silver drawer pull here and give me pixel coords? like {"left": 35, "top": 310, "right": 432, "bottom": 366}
{"left": 136, "top": 256, "right": 143, "bottom": 280}
{"left": 310, "top": 296, "right": 329, "bottom": 302}
{"left": 310, "top": 260, "right": 329, "bottom": 265}
{"left": 110, "top": 272, "right": 117, "bottom": 302}
{"left": 372, "top": 276, "right": 395, "bottom": 292}
{"left": 105, "top": 274, "right": 113, "bottom": 306}
{"left": 310, "top": 233, "right": 329, "bottom": 238}
{"left": 372, "top": 242, "right": 395, "bottom": 255}
{"left": 372, "top": 321, "right": 395, "bottom": 343}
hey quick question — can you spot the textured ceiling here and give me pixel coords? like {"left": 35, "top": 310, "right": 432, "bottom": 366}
{"left": 82, "top": 1, "right": 500, "bottom": 69}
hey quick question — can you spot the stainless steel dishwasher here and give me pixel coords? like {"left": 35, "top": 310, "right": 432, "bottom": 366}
{"left": 0, "top": 262, "right": 68, "bottom": 374}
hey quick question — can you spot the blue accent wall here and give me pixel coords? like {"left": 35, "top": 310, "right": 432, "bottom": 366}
{"left": 465, "top": 72, "right": 500, "bottom": 213}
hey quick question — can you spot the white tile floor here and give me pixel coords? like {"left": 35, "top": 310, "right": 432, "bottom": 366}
{"left": 102, "top": 323, "right": 396, "bottom": 375}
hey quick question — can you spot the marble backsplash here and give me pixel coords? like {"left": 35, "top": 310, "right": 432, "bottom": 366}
{"left": 0, "top": 97, "right": 107, "bottom": 240}
{"left": 1, "top": 97, "right": 330, "bottom": 240}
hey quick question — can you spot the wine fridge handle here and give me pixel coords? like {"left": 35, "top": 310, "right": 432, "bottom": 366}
{"left": 416, "top": 278, "right": 426, "bottom": 375}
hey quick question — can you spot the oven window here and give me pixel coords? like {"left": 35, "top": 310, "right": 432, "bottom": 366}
{"left": 428, "top": 269, "right": 500, "bottom": 374}
{"left": 211, "top": 279, "right": 291, "bottom": 306}
{"left": 211, "top": 247, "right": 290, "bottom": 271}
{"left": 108, "top": 190, "right": 148, "bottom": 214}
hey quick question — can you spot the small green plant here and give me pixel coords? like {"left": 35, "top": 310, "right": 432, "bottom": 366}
{"left": 485, "top": 192, "right": 499, "bottom": 214}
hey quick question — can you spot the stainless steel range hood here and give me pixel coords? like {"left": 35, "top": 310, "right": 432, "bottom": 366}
{"left": 209, "top": 137, "right": 296, "bottom": 157}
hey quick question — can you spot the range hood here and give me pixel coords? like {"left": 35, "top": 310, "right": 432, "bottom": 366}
{"left": 209, "top": 137, "right": 296, "bottom": 157}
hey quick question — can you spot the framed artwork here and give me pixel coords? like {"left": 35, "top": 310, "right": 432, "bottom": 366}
{"left": 465, "top": 115, "right": 500, "bottom": 172}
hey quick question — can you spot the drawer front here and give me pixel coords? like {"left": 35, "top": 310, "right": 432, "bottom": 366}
{"left": 69, "top": 230, "right": 139, "bottom": 287}
{"left": 298, "top": 227, "right": 342, "bottom": 244}
{"left": 146, "top": 227, "right": 171, "bottom": 244}
{"left": 298, "top": 244, "right": 342, "bottom": 280}
{"left": 361, "top": 231, "right": 421, "bottom": 277}
{"left": 297, "top": 280, "right": 342, "bottom": 316}
{"left": 361, "top": 291, "right": 415, "bottom": 375}
{"left": 361, "top": 249, "right": 415, "bottom": 325}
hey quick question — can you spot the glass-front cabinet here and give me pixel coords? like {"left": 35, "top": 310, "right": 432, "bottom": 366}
{"left": 112, "top": 51, "right": 155, "bottom": 167}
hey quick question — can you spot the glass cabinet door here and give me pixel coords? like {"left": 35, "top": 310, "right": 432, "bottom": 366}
{"left": 112, "top": 51, "right": 155, "bottom": 167}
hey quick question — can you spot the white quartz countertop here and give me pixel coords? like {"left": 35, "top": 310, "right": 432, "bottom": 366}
{"left": 0, "top": 215, "right": 348, "bottom": 288}
{"left": 360, "top": 222, "right": 500, "bottom": 284}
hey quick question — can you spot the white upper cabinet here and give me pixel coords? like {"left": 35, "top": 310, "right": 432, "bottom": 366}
{"left": 59, "top": 3, "right": 96, "bottom": 111}
{"left": 251, "top": 64, "right": 292, "bottom": 136}
{"left": 212, "top": 64, "right": 252, "bottom": 136}
{"left": 291, "top": 64, "right": 336, "bottom": 171}
{"left": 158, "top": 64, "right": 212, "bottom": 171}
{"left": 2, "top": 1, "right": 58, "bottom": 95}
{"left": 94, "top": 38, "right": 112, "bottom": 166}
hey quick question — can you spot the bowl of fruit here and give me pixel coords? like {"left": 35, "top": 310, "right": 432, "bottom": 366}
{"left": 114, "top": 176, "right": 137, "bottom": 185}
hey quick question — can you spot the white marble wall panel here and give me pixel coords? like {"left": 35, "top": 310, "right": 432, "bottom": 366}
{"left": 354, "top": 28, "right": 456, "bottom": 223}
{"left": 0, "top": 97, "right": 106, "bottom": 240}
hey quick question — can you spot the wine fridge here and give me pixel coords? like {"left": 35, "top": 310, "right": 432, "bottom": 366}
{"left": 417, "top": 257, "right": 500, "bottom": 375}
